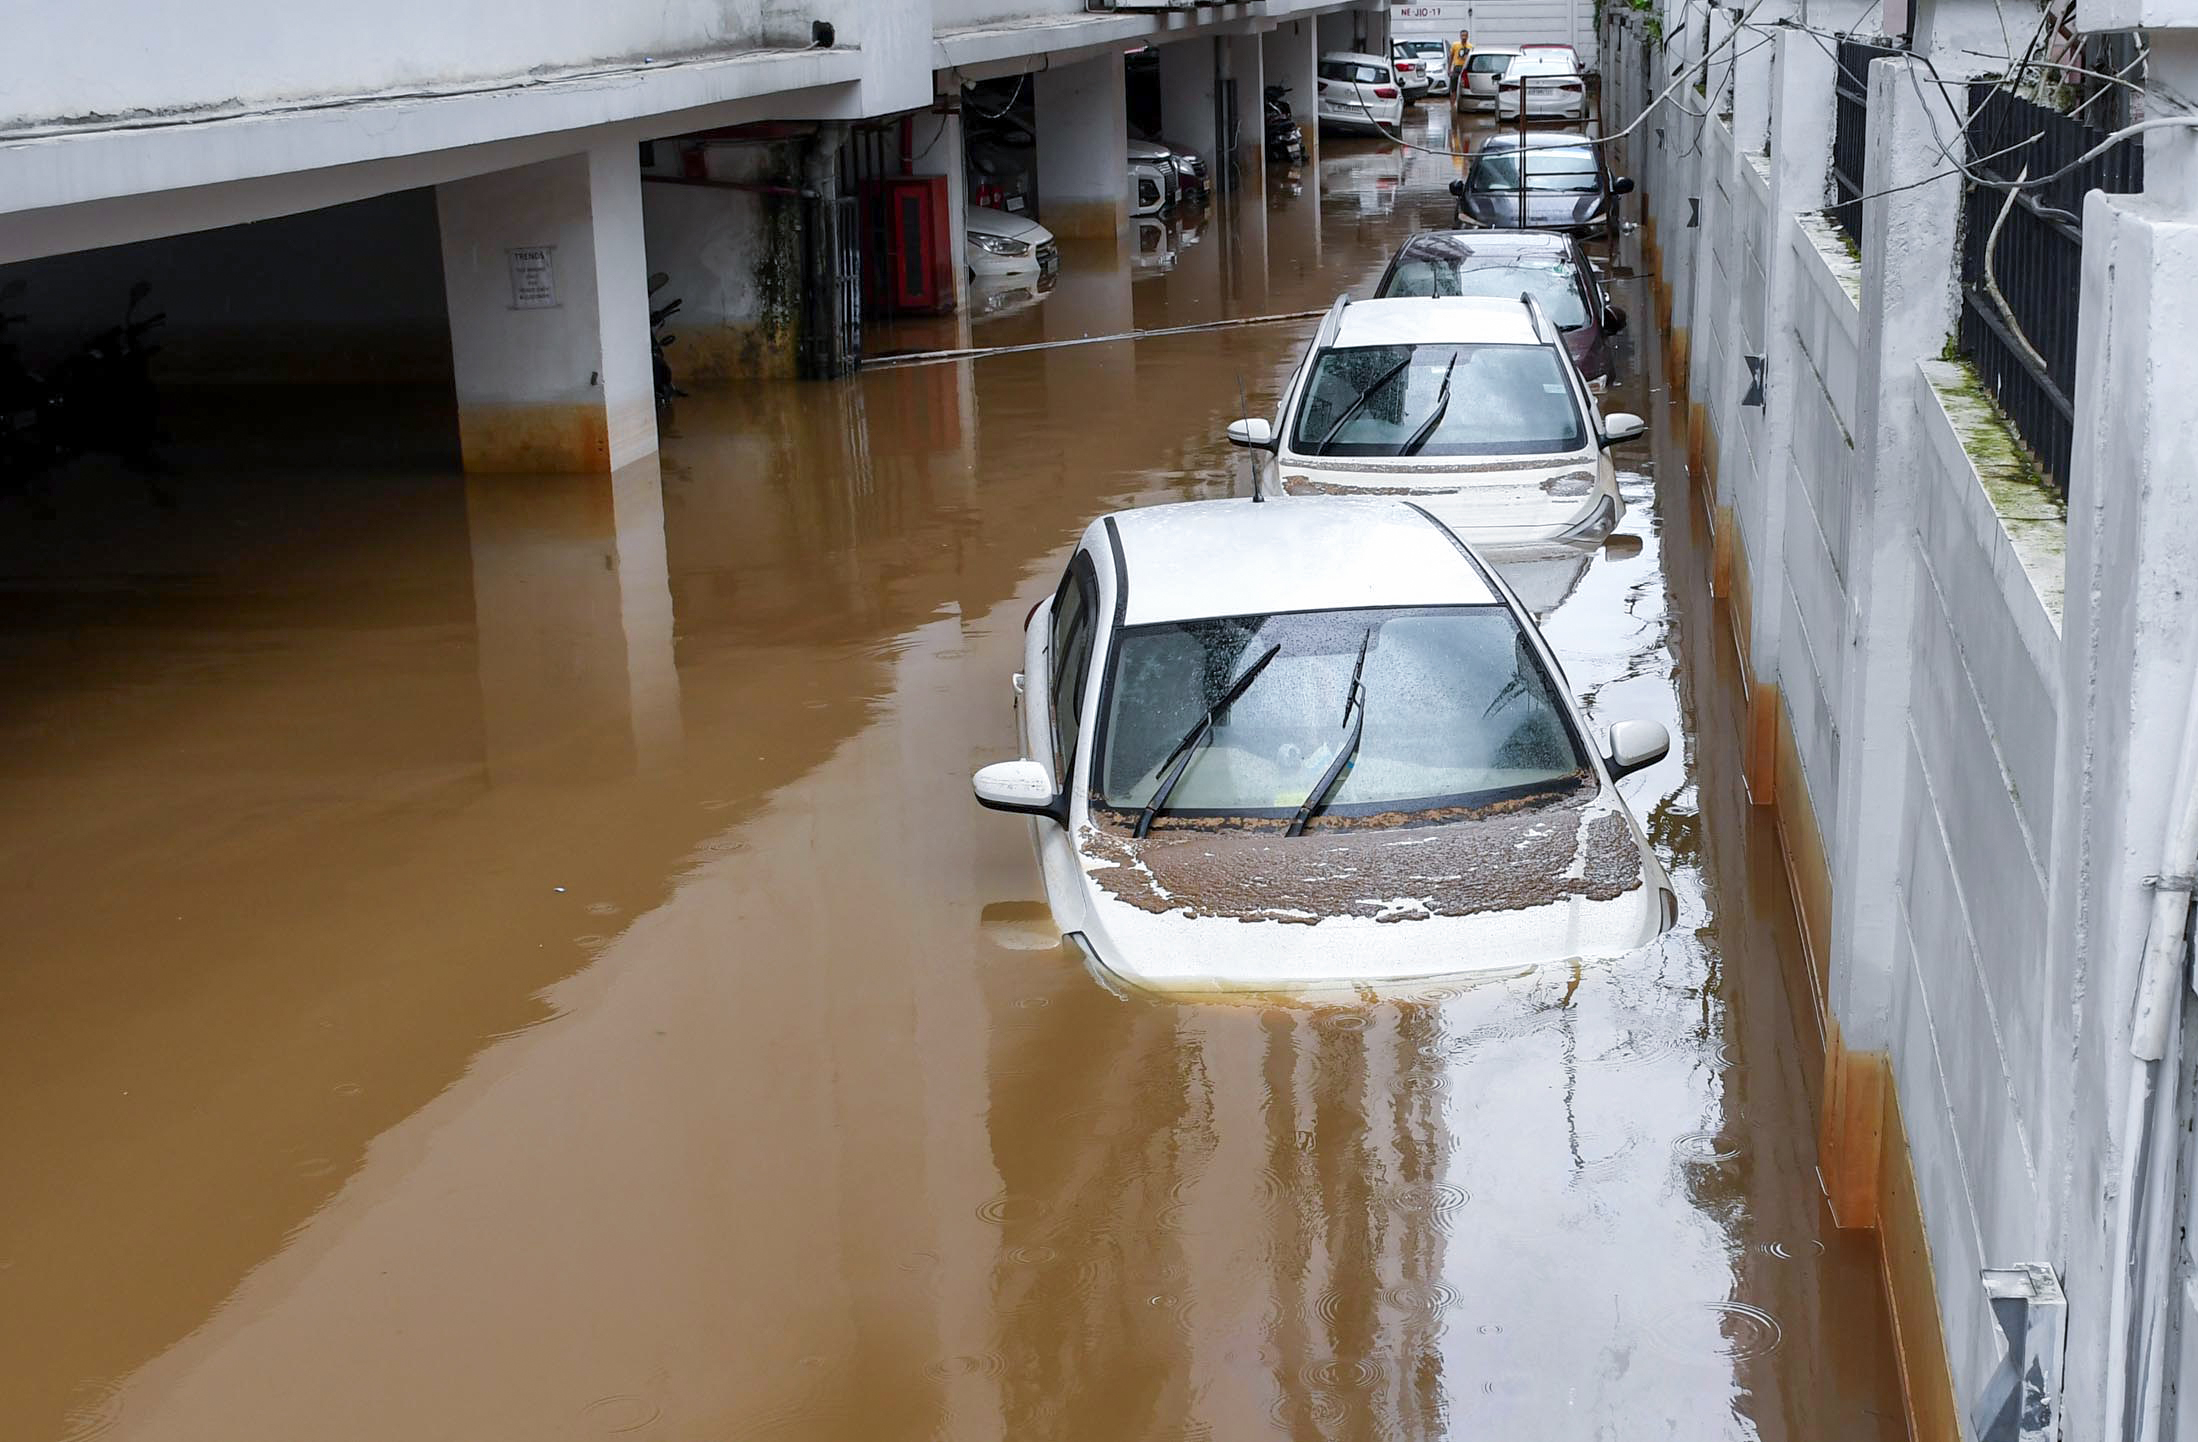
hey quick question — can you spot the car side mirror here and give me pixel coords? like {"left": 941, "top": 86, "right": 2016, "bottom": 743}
{"left": 1226, "top": 417, "right": 1276, "bottom": 450}
{"left": 1611, "top": 175, "right": 1636, "bottom": 195}
{"left": 1603, "top": 304, "right": 1628, "bottom": 334}
{"left": 1604, "top": 719, "right": 1670, "bottom": 780}
{"left": 973, "top": 760, "right": 1064, "bottom": 820}
{"left": 1600, "top": 411, "right": 1647, "bottom": 445}
{"left": 1448, "top": 178, "right": 1468, "bottom": 199}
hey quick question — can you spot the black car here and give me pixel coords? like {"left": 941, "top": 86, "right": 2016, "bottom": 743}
{"left": 1373, "top": 230, "right": 1627, "bottom": 386}
{"left": 1448, "top": 133, "right": 1634, "bottom": 242}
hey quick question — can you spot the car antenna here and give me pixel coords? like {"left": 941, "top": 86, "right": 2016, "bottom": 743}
{"left": 1237, "top": 370, "right": 1264, "bottom": 502}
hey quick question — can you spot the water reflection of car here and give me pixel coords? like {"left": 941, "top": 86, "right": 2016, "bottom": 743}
{"left": 1316, "top": 51, "right": 1406, "bottom": 134}
{"left": 1374, "top": 230, "right": 1627, "bottom": 387}
{"left": 1225, "top": 295, "right": 1645, "bottom": 547}
{"left": 969, "top": 277, "right": 1053, "bottom": 319}
{"left": 970, "top": 497, "right": 1675, "bottom": 995}
{"left": 966, "top": 206, "right": 1059, "bottom": 281}
{"left": 1449, "top": 133, "right": 1634, "bottom": 241}
{"left": 1131, "top": 218, "right": 1178, "bottom": 276}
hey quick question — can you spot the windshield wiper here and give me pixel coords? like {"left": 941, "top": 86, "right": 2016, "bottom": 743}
{"left": 1314, "top": 354, "right": 1415, "bottom": 453}
{"left": 1398, "top": 352, "right": 1458, "bottom": 456}
{"left": 1134, "top": 643, "right": 1283, "bottom": 838}
{"left": 1286, "top": 629, "right": 1372, "bottom": 837}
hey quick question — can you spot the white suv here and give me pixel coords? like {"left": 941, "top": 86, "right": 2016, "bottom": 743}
{"left": 1225, "top": 294, "right": 1645, "bottom": 548}
{"left": 1315, "top": 51, "right": 1405, "bottom": 134}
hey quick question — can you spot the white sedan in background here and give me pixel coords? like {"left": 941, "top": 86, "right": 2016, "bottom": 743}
{"left": 966, "top": 206, "right": 1059, "bottom": 280}
{"left": 1226, "top": 294, "right": 1644, "bottom": 548}
{"left": 971, "top": 497, "right": 1674, "bottom": 996}
{"left": 1497, "top": 51, "right": 1589, "bottom": 121}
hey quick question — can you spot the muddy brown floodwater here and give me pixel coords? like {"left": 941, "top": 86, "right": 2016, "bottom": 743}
{"left": 0, "top": 107, "right": 1909, "bottom": 1440}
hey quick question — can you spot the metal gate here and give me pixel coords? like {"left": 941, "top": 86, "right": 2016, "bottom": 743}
{"left": 801, "top": 192, "right": 862, "bottom": 379}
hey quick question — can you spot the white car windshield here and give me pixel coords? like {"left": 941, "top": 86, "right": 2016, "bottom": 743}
{"left": 1289, "top": 342, "right": 1585, "bottom": 456}
{"left": 1382, "top": 255, "right": 1591, "bottom": 329}
{"left": 1470, "top": 147, "right": 1602, "bottom": 193}
{"left": 1096, "top": 606, "right": 1587, "bottom": 825}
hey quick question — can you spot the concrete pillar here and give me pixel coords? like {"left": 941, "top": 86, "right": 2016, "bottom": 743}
{"left": 1157, "top": 38, "right": 1221, "bottom": 178}
{"left": 465, "top": 455, "right": 682, "bottom": 782}
{"left": 908, "top": 97, "right": 970, "bottom": 319}
{"left": 2045, "top": 17, "right": 2198, "bottom": 1437}
{"left": 436, "top": 144, "right": 655, "bottom": 474}
{"left": 1264, "top": 18, "right": 1320, "bottom": 164}
{"left": 1740, "top": 28, "right": 1838, "bottom": 796}
{"left": 1035, "top": 51, "right": 1129, "bottom": 240}
{"left": 1818, "top": 59, "right": 1972, "bottom": 1220}
{"left": 1224, "top": 31, "right": 1268, "bottom": 192}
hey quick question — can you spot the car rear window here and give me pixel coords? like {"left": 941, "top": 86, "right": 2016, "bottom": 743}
{"left": 1320, "top": 60, "right": 1389, "bottom": 84}
{"left": 1468, "top": 52, "right": 1517, "bottom": 73}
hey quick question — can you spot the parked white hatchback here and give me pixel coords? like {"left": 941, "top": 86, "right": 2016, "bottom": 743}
{"left": 1315, "top": 51, "right": 1407, "bottom": 134}
{"left": 971, "top": 497, "right": 1674, "bottom": 995}
{"left": 1227, "top": 294, "right": 1645, "bottom": 547}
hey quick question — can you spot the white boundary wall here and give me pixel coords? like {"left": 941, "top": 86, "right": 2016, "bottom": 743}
{"left": 1608, "top": 1, "right": 2198, "bottom": 1434}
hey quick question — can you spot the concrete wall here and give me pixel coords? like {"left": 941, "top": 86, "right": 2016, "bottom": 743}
{"left": 1603, "top": 4, "right": 2118, "bottom": 1433}
{"left": 638, "top": 144, "right": 808, "bottom": 382}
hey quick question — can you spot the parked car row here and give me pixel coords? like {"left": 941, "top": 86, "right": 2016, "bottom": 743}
{"left": 971, "top": 212, "right": 1667, "bottom": 997}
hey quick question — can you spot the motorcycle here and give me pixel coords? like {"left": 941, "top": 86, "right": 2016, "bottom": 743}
{"left": 1264, "top": 84, "right": 1307, "bottom": 166}
{"left": 649, "top": 272, "right": 685, "bottom": 412}
{"left": 45, "top": 279, "right": 167, "bottom": 472}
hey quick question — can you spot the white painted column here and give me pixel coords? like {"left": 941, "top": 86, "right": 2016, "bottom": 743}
{"left": 1157, "top": 38, "right": 1221, "bottom": 177}
{"left": 1226, "top": 30, "right": 1269, "bottom": 191}
{"left": 1035, "top": 51, "right": 1130, "bottom": 241}
{"left": 1740, "top": 27, "right": 1838, "bottom": 739}
{"left": 2044, "top": 16, "right": 2198, "bottom": 1439}
{"left": 1263, "top": 18, "right": 1320, "bottom": 164}
{"left": 435, "top": 143, "right": 654, "bottom": 474}
{"left": 909, "top": 94, "right": 971, "bottom": 318}
{"left": 1824, "top": 57, "right": 1971, "bottom": 1049}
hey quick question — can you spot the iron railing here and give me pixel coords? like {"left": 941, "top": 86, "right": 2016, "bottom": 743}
{"left": 1831, "top": 39, "right": 1903, "bottom": 241}
{"left": 1959, "top": 83, "right": 2142, "bottom": 490}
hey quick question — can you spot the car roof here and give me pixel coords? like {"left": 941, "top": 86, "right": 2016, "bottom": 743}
{"left": 1397, "top": 229, "right": 1576, "bottom": 259}
{"left": 1478, "top": 131, "right": 1599, "bottom": 151}
{"left": 1471, "top": 45, "right": 1524, "bottom": 55}
{"left": 1103, "top": 499, "right": 1500, "bottom": 625}
{"left": 1329, "top": 296, "right": 1541, "bottom": 349}
{"left": 1508, "top": 52, "right": 1579, "bottom": 70}
{"left": 1321, "top": 50, "right": 1391, "bottom": 65}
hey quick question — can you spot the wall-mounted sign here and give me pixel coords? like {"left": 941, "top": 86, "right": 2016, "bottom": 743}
{"left": 507, "top": 246, "right": 557, "bottom": 309}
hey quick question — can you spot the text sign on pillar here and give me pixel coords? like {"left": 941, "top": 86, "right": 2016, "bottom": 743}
{"left": 506, "top": 246, "right": 558, "bottom": 309}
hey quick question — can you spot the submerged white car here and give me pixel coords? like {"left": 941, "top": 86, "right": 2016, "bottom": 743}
{"left": 1227, "top": 294, "right": 1645, "bottom": 548}
{"left": 966, "top": 206, "right": 1059, "bottom": 281}
{"left": 972, "top": 498, "right": 1675, "bottom": 995}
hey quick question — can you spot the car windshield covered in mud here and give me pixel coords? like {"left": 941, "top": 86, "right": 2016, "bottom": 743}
{"left": 970, "top": 497, "right": 1676, "bottom": 994}
{"left": 1096, "top": 605, "right": 1586, "bottom": 827}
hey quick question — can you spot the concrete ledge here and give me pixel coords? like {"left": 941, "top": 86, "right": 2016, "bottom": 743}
{"left": 0, "top": 46, "right": 865, "bottom": 220}
{"left": 1916, "top": 359, "right": 2067, "bottom": 635}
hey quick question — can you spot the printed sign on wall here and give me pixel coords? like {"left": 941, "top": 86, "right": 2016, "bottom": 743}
{"left": 507, "top": 246, "right": 558, "bottom": 309}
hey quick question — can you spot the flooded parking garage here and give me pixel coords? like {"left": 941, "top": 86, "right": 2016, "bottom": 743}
{"left": 0, "top": 105, "right": 1909, "bottom": 1440}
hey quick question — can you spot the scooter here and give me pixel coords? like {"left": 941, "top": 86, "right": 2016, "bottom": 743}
{"left": 45, "top": 280, "right": 167, "bottom": 471}
{"left": 649, "top": 272, "right": 685, "bottom": 411}
{"left": 1264, "top": 84, "right": 1307, "bottom": 166}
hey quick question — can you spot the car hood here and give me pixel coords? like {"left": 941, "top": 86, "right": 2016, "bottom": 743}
{"left": 1127, "top": 137, "right": 1173, "bottom": 163}
{"left": 966, "top": 206, "right": 1052, "bottom": 243}
{"left": 1069, "top": 784, "right": 1667, "bottom": 994}
{"left": 1463, "top": 191, "right": 1609, "bottom": 229}
{"left": 1273, "top": 450, "right": 1612, "bottom": 545}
